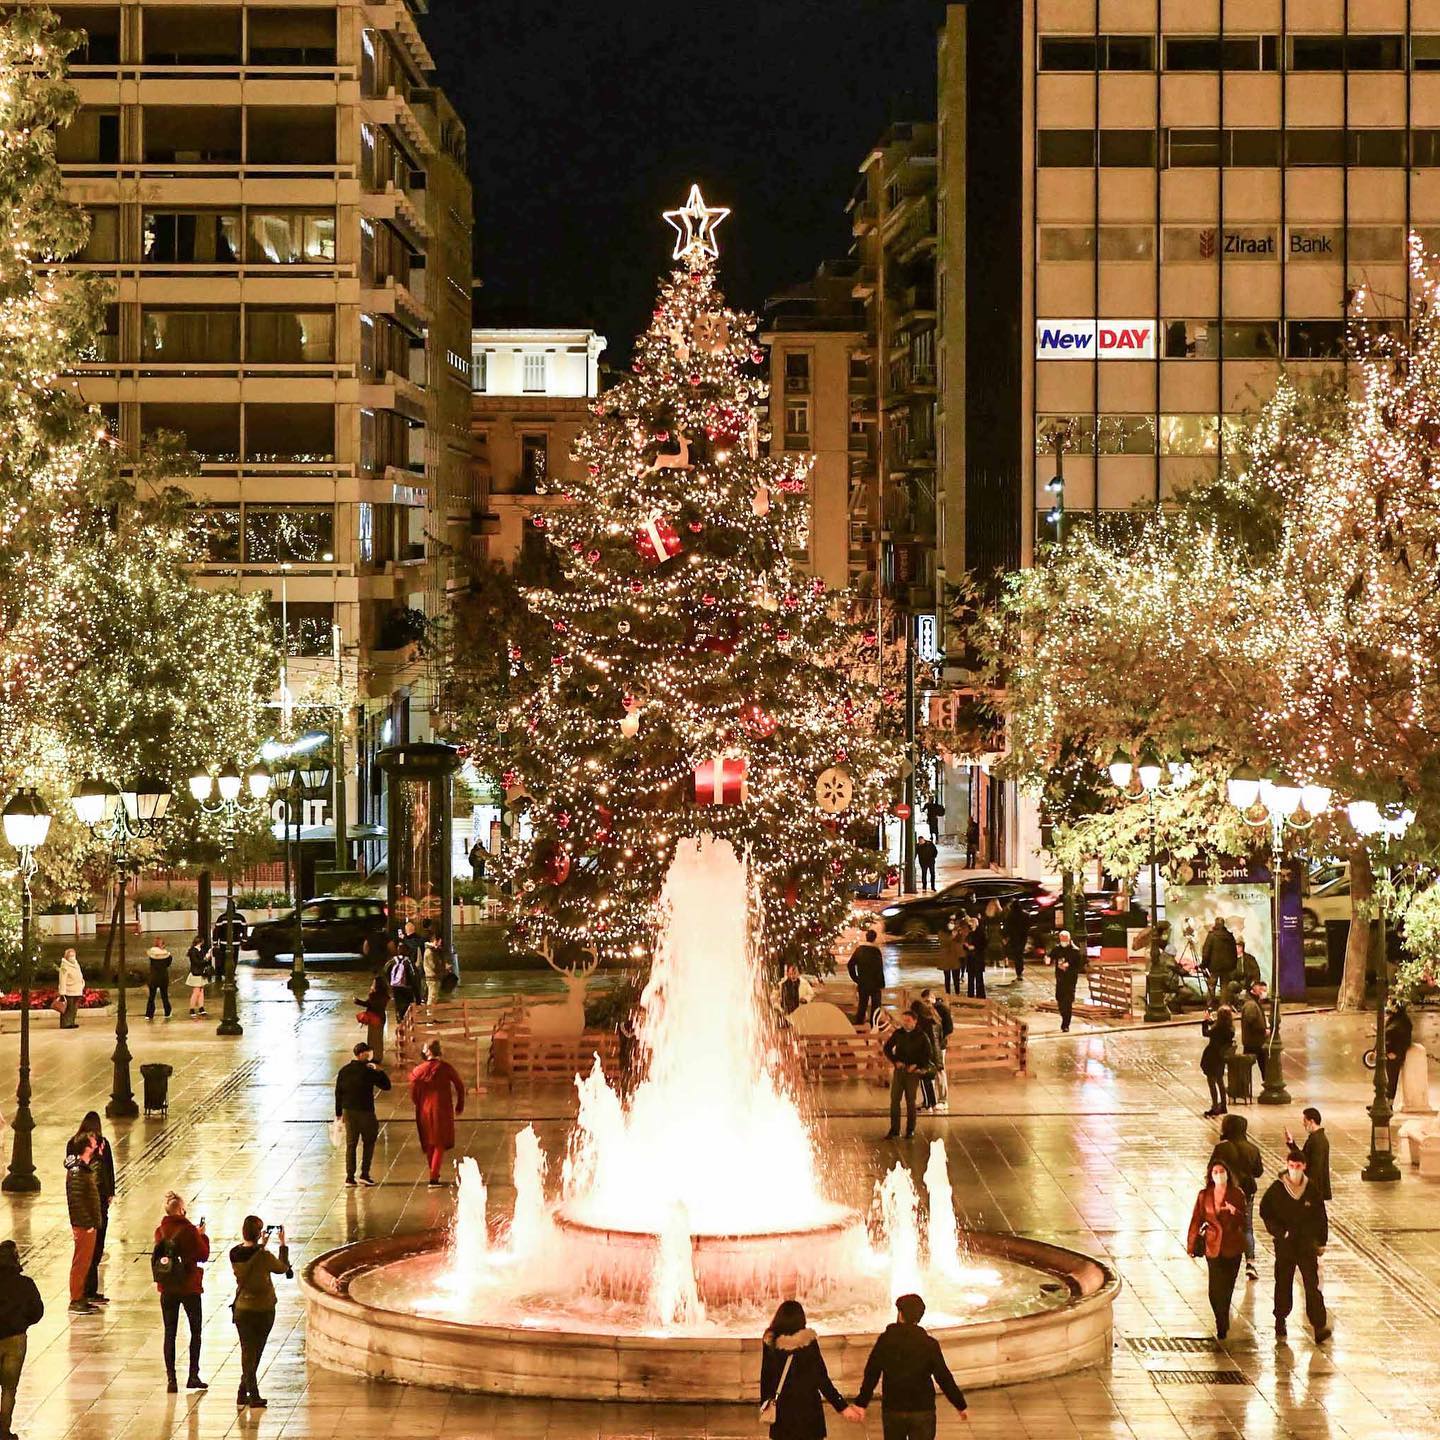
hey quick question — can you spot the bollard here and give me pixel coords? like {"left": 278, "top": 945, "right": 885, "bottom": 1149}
{"left": 1399, "top": 1043, "right": 1435, "bottom": 1116}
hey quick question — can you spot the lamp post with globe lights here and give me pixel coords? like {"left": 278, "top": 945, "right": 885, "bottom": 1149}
{"left": 1346, "top": 798, "right": 1412, "bottom": 1183}
{"left": 1108, "top": 742, "right": 1194, "bottom": 1022}
{"left": 1, "top": 790, "right": 51, "bottom": 1193}
{"left": 71, "top": 776, "right": 173, "bottom": 1118}
{"left": 1225, "top": 767, "right": 1331, "bottom": 1106}
{"left": 188, "top": 763, "right": 272, "bottom": 1036}
{"left": 265, "top": 732, "right": 332, "bottom": 998}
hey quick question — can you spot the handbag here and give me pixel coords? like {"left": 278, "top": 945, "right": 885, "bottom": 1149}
{"left": 328, "top": 1116, "right": 346, "bottom": 1150}
{"left": 51, "top": 995, "right": 67, "bottom": 1014}
{"left": 357, "top": 1009, "right": 381, "bottom": 1028}
{"left": 758, "top": 1351, "right": 795, "bottom": 1425}
{"left": 1190, "top": 1220, "right": 1209, "bottom": 1258}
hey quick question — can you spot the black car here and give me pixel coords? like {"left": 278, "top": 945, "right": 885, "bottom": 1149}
{"left": 878, "top": 877, "right": 1061, "bottom": 940}
{"left": 246, "top": 895, "right": 389, "bottom": 967}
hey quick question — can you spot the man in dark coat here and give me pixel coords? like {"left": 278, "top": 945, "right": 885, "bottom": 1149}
{"left": 1260, "top": 1148, "right": 1331, "bottom": 1341}
{"left": 848, "top": 930, "right": 885, "bottom": 1027}
{"left": 923, "top": 799, "right": 945, "bottom": 842}
{"left": 854, "top": 1292, "right": 968, "bottom": 1433}
{"left": 1049, "top": 929, "right": 1087, "bottom": 1033}
{"left": 1210, "top": 1113, "right": 1264, "bottom": 1280}
{"left": 1240, "top": 981, "right": 1269, "bottom": 1075}
{"left": 0, "top": 1239, "right": 43, "bottom": 1439}
{"left": 78, "top": 1111, "right": 115, "bottom": 1303}
{"left": 1003, "top": 900, "right": 1030, "bottom": 980}
{"left": 335, "top": 1042, "right": 392, "bottom": 1187}
{"left": 882, "top": 1014, "right": 932, "bottom": 1140}
{"left": 916, "top": 836, "right": 938, "bottom": 892}
{"left": 1385, "top": 1002, "right": 1414, "bottom": 1102}
{"left": 1201, "top": 917, "right": 1238, "bottom": 1004}
{"left": 1286, "top": 1107, "right": 1332, "bottom": 1202}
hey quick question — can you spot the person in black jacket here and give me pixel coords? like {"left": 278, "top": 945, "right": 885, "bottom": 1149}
{"left": 847, "top": 931, "right": 885, "bottom": 1027}
{"left": 335, "top": 1042, "right": 392, "bottom": 1186}
{"left": 1209, "top": 1113, "right": 1264, "bottom": 1281}
{"left": 1049, "top": 929, "right": 1087, "bottom": 1032}
{"left": 882, "top": 1014, "right": 932, "bottom": 1140}
{"left": 0, "top": 1240, "right": 43, "bottom": 1440}
{"left": 1285, "top": 1108, "right": 1332, "bottom": 1203}
{"left": 758, "top": 1299, "right": 854, "bottom": 1439}
{"left": 1384, "top": 1002, "right": 1413, "bottom": 1102}
{"left": 1002, "top": 900, "right": 1030, "bottom": 980}
{"left": 77, "top": 1111, "right": 115, "bottom": 1303}
{"left": 854, "top": 1293, "right": 968, "bottom": 1435}
{"left": 1259, "top": 1147, "right": 1331, "bottom": 1341}
{"left": 1200, "top": 1006, "right": 1235, "bottom": 1116}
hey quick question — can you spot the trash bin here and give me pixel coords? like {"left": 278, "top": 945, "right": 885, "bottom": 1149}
{"left": 140, "top": 1063, "right": 173, "bottom": 1117}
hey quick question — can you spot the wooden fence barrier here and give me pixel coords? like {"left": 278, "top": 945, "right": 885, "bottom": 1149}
{"left": 1034, "top": 961, "right": 1134, "bottom": 1022}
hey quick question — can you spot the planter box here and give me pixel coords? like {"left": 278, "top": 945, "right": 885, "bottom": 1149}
{"left": 455, "top": 904, "right": 485, "bottom": 927}
{"left": 38, "top": 913, "right": 98, "bottom": 938}
{"left": 139, "top": 909, "right": 198, "bottom": 933}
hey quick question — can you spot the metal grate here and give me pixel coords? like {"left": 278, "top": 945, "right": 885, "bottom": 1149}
{"left": 1149, "top": 1369, "right": 1248, "bottom": 1386}
{"left": 1125, "top": 1336, "right": 1221, "bottom": 1354}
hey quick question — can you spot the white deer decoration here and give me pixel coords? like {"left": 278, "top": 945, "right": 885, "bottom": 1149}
{"left": 522, "top": 937, "right": 601, "bottom": 1038}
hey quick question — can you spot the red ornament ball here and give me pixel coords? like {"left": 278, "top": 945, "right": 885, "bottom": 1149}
{"left": 570, "top": 541, "right": 584, "bottom": 553}
{"left": 863, "top": 630, "right": 877, "bottom": 645}
{"left": 532, "top": 514, "right": 546, "bottom": 529}
{"left": 553, "top": 621, "right": 567, "bottom": 633}
{"left": 687, "top": 521, "right": 704, "bottom": 533}
{"left": 702, "top": 594, "right": 717, "bottom": 607}
{"left": 739, "top": 702, "right": 777, "bottom": 739}
{"left": 630, "top": 580, "right": 644, "bottom": 595}
{"left": 587, "top": 548, "right": 601, "bottom": 563}
{"left": 776, "top": 629, "right": 790, "bottom": 642}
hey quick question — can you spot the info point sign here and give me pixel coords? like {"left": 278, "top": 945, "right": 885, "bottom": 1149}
{"left": 1036, "top": 319, "right": 1157, "bottom": 360}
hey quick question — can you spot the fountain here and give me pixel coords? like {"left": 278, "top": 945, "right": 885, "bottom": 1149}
{"left": 303, "top": 838, "right": 1117, "bottom": 1400}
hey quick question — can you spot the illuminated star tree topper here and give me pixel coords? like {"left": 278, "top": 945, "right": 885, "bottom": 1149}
{"left": 662, "top": 183, "right": 730, "bottom": 267}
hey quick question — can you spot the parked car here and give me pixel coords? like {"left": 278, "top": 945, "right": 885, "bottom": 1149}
{"left": 246, "top": 895, "right": 388, "bottom": 967}
{"left": 1303, "top": 869, "right": 1352, "bottom": 943}
{"left": 879, "top": 877, "right": 1061, "bottom": 941}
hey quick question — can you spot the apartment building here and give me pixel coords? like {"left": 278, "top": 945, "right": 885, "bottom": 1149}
{"left": 760, "top": 260, "right": 867, "bottom": 591}
{"left": 470, "top": 327, "right": 607, "bottom": 572}
{"left": 55, "top": 0, "right": 474, "bottom": 860}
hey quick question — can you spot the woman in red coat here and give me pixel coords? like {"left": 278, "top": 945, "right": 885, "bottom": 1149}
{"left": 1186, "top": 1158, "right": 1248, "bottom": 1339}
{"left": 409, "top": 1039, "right": 466, "bottom": 1185}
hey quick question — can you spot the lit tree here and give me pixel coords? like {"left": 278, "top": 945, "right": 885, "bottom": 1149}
{"left": 466, "top": 187, "right": 899, "bottom": 970}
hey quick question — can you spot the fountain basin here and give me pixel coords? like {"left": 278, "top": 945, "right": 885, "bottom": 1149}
{"left": 551, "top": 1210, "right": 866, "bottom": 1305}
{"left": 301, "top": 1229, "right": 1120, "bottom": 1401}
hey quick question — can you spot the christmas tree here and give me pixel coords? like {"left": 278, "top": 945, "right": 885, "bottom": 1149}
{"left": 485, "top": 185, "right": 898, "bottom": 970}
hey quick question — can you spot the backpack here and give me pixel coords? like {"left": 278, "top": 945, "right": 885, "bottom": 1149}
{"left": 151, "top": 1234, "right": 187, "bottom": 1289}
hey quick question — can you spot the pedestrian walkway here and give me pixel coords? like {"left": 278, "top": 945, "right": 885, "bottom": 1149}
{"left": 0, "top": 964, "right": 1435, "bottom": 1437}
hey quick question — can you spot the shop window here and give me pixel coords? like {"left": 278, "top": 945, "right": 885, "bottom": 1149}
{"left": 1286, "top": 320, "right": 1347, "bottom": 358}
{"left": 143, "top": 211, "right": 241, "bottom": 263}
{"left": 245, "top": 309, "right": 335, "bottom": 364}
{"left": 246, "top": 210, "right": 336, "bottom": 263}
{"left": 1160, "top": 415, "right": 1221, "bottom": 456}
{"left": 244, "top": 505, "right": 335, "bottom": 563}
{"left": 1038, "top": 130, "right": 1094, "bottom": 167}
{"left": 141, "top": 308, "right": 240, "bottom": 362}
{"left": 1286, "top": 130, "right": 1346, "bottom": 166}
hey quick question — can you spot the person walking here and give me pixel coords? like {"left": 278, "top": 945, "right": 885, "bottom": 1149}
{"left": 919, "top": 988, "right": 951, "bottom": 1111}
{"left": 1384, "top": 1001, "right": 1413, "bottom": 1103}
{"left": 1201, "top": 917, "right": 1238, "bottom": 1006}
{"left": 229, "top": 1216, "right": 291, "bottom": 1408}
{"left": 758, "top": 1299, "right": 856, "bottom": 1438}
{"left": 882, "top": 1012, "right": 931, "bottom": 1140}
{"left": 1049, "top": 929, "right": 1086, "bottom": 1033}
{"left": 356, "top": 966, "right": 390, "bottom": 1064}
{"left": 1209, "top": 1112, "right": 1264, "bottom": 1282}
{"left": 908, "top": 999, "right": 942, "bottom": 1113}
{"left": 63, "top": 1135, "right": 102, "bottom": 1315}
{"left": 386, "top": 941, "right": 416, "bottom": 1024}
{"left": 938, "top": 916, "right": 963, "bottom": 996}
{"left": 847, "top": 930, "right": 885, "bottom": 1027}
{"left": 144, "top": 942, "right": 173, "bottom": 1019}
{"left": 409, "top": 1039, "right": 465, "bottom": 1185}
{"left": 1239, "top": 981, "right": 1268, "bottom": 1077}
{"left": 1260, "top": 1147, "right": 1331, "bottom": 1342}
{"left": 0, "top": 1240, "right": 43, "bottom": 1439}
{"left": 336, "top": 1041, "right": 391, "bottom": 1187}
{"left": 922, "top": 798, "right": 945, "bottom": 843}
{"left": 1186, "top": 1158, "right": 1248, "bottom": 1339}
{"left": 981, "top": 899, "right": 1006, "bottom": 980}
{"left": 421, "top": 935, "right": 447, "bottom": 1014}
{"left": 153, "top": 1192, "right": 210, "bottom": 1391}
{"left": 1003, "top": 900, "right": 1030, "bottom": 981}
{"left": 963, "top": 915, "right": 987, "bottom": 1000}
{"left": 1286, "top": 1108, "right": 1332, "bottom": 1202}
{"left": 184, "top": 933, "right": 212, "bottom": 1018}
{"left": 56, "top": 947, "right": 85, "bottom": 1029}
{"left": 964, "top": 817, "right": 979, "bottom": 868}
{"left": 1200, "top": 1005, "right": 1235, "bottom": 1117}
{"left": 915, "top": 837, "right": 937, "bottom": 893}
{"left": 77, "top": 1111, "right": 114, "bottom": 1304}
{"left": 853, "top": 1292, "right": 968, "bottom": 1435}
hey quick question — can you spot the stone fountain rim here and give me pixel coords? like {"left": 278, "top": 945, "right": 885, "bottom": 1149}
{"left": 302, "top": 1224, "right": 1120, "bottom": 1351}
{"left": 550, "top": 1208, "right": 863, "bottom": 1245}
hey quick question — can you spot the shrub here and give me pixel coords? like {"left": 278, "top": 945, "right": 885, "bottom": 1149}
{"left": 0, "top": 986, "right": 110, "bottom": 1011}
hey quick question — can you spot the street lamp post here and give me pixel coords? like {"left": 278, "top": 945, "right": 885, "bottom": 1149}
{"left": 1108, "top": 743, "right": 1193, "bottom": 1023}
{"left": 188, "top": 763, "right": 272, "bottom": 1036}
{"left": 1346, "top": 799, "right": 1412, "bottom": 1183}
{"left": 268, "top": 735, "right": 332, "bottom": 999}
{"left": 1226, "top": 767, "right": 1330, "bottom": 1107}
{"left": 1, "top": 790, "right": 52, "bottom": 1193}
{"left": 72, "top": 776, "right": 173, "bottom": 1119}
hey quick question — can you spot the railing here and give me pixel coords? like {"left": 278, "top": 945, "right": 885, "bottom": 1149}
{"left": 60, "top": 161, "right": 353, "bottom": 183}
{"left": 72, "top": 61, "right": 348, "bottom": 81}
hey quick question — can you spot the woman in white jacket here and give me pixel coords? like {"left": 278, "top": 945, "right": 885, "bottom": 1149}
{"left": 57, "top": 947, "right": 85, "bottom": 1029}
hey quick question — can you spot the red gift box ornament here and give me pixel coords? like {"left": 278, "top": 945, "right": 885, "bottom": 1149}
{"left": 635, "top": 514, "right": 683, "bottom": 567}
{"left": 692, "top": 755, "right": 748, "bottom": 806}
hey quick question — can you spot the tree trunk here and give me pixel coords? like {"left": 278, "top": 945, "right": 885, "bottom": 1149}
{"left": 1337, "top": 845, "right": 1372, "bottom": 1013}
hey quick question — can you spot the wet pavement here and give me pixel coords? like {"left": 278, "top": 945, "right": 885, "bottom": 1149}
{"left": 0, "top": 957, "right": 1437, "bottom": 1438}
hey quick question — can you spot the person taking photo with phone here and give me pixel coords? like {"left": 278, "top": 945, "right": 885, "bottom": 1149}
{"left": 229, "top": 1216, "right": 292, "bottom": 1409}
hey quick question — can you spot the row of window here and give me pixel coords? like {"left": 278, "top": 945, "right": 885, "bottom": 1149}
{"left": 1039, "top": 223, "right": 1433, "bottom": 263}
{"left": 58, "top": 106, "right": 336, "bottom": 167}
{"left": 189, "top": 505, "right": 335, "bottom": 565}
{"left": 121, "top": 402, "right": 337, "bottom": 462}
{"left": 1039, "top": 33, "right": 1440, "bottom": 73}
{"left": 470, "top": 352, "right": 553, "bottom": 393}
{"left": 1035, "top": 413, "right": 1242, "bottom": 456}
{"left": 63, "top": 5, "right": 337, "bottom": 67}
{"left": 101, "top": 308, "right": 338, "bottom": 366}
{"left": 1040, "top": 127, "right": 1440, "bottom": 168}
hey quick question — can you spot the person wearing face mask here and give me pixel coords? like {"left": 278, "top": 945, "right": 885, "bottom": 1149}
{"left": 1259, "top": 1147, "right": 1330, "bottom": 1342}
{"left": 1186, "top": 1159, "right": 1248, "bottom": 1339}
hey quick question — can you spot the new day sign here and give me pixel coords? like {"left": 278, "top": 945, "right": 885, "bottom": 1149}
{"left": 1036, "top": 319, "right": 1156, "bottom": 360}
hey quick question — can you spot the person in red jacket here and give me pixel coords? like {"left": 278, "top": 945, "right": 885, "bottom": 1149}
{"left": 409, "top": 1039, "right": 466, "bottom": 1185}
{"left": 1186, "top": 1159, "right": 1248, "bottom": 1339}
{"left": 154, "top": 1191, "right": 210, "bottom": 1392}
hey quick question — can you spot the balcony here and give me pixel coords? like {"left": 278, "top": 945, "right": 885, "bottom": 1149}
{"left": 850, "top": 265, "right": 877, "bottom": 300}
{"left": 360, "top": 368, "right": 426, "bottom": 422}
{"left": 895, "top": 286, "right": 937, "bottom": 329}
{"left": 360, "top": 182, "right": 430, "bottom": 244}
{"left": 851, "top": 201, "right": 877, "bottom": 236}
{"left": 360, "top": 86, "right": 437, "bottom": 158}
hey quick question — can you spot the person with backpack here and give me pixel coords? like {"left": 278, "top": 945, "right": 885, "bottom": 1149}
{"left": 229, "top": 1216, "right": 291, "bottom": 1408}
{"left": 386, "top": 941, "right": 417, "bottom": 1023}
{"left": 153, "top": 1192, "right": 209, "bottom": 1392}
{"left": 1209, "top": 1113, "right": 1264, "bottom": 1283}
{"left": 63, "top": 1133, "right": 102, "bottom": 1315}
{"left": 0, "top": 1240, "right": 43, "bottom": 1440}
{"left": 919, "top": 988, "right": 952, "bottom": 1110}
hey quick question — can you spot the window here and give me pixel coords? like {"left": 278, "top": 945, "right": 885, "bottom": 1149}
{"left": 1098, "top": 226, "right": 1153, "bottom": 260}
{"left": 1289, "top": 34, "right": 1403, "bottom": 70}
{"left": 56, "top": 108, "right": 119, "bottom": 163}
{"left": 245, "top": 309, "right": 335, "bottom": 363}
{"left": 519, "top": 433, "right": 548, "bottom": 491}
{"left": 244, "top": 506, "right": 335, "bottom": 564}
{"left": 784, "top": 399, "right": 810, "bottom": 446}
{"left": 270, "top": 601, "right": 334, "bottom": 657}
{"left": 1221, "top": 321, "right": 1280, "bottom": 358}
{"left": 92, "top": 303, "right": 120, "bottom": 362}
{"left": 1288, "top": 36, "right": 1346, "bottom": 70}
{"left": 1163, "top": 320, "right": 1220, "bottom": 358}
{"left": 1035, "top": 416, "right": 1095, "bottom": 455}
{"left": 1229, "top": 130, "right": 1281, "bottom": 167}
{"left": 141, "top": 402, "right": 239, "bottom": 460}
{"left": 472, "top": 351, "right": 487, "bottom": 390}
{"left": 79, "top": 207, "right": 120, "bottom": 262}
{"left": 1039, "top": 225, "right": 1154, "bottom": 263}
{"left": 1038, "top": 35, "right": 1154, "bottom": 70}
{"left": 521, "top": 353, "right": 547, "bottom": 392}
{"left": 1411, "top": 131, "right": 1440, "bottom": 166}
{"left": 142, "top": 106, "right": 242, "bottom": 163}
{"left": 1286, "top": 130, "right": 1346, "bottom": 166}
{"left": 247, "top": 108, "right": 335, "bottom": 164}
{"left": 142, "top": 6, "right": 241, "bottom": 64}
{"left": 1167, "top": 129, "right": 1222, "bottom": 167}
{"left": 1097, "top": 130, "right": 1155, "bottom": 166}
{"left": 1038, "top": 37, "right": 1095, "bottom": 69}
{"left": 187, "top": 506, "right": 240, "bottom": 562}
{"left": 1160, "top": 415, "right": 1221, "bottom": 456}
{"left": 1105, "top": 36, "right": 1153, "bottom": 70}
{"left": 1348, "top": 227, "right": 1405, "bottom": 261}
{"left": 1038, "top": 130, "right": 1094, "bottom": 167}
{"left": 1039, "top": 226, "right": 1094, "bottom": 261}
{"left": 247, "top": 8, "right": 337, "bottom": 65}
{"left": 1096, "top": 415, "right": 1156, "bottom": 454}
{"left": 1349, "top": 131, "right": 1406, "bottom": 166}
{"left": 246, "top": 403, "right": 334, "bottom": 461}
{"left": 57, "top": 5, "right": 121, "bottom": 63}
{"left": 141, "top": 308, "right": 240, "bottom": 362}
{"left": 143, "top": 211, "right": 241, "bottom": 263}
{"left": 1163, "top": 35, "right": 1277, "bottom": 70}
{"left": 1413, "top": 37, "right": 1440, "bottom": 70}
{"left": 246, "top": 211, "right": 335, "bottom": 263}
{"left": 784, "top": 351, "right": 811, "bottom": 392}
{"left": 1286, "top": 320, "right": 1347, "bottom": 358}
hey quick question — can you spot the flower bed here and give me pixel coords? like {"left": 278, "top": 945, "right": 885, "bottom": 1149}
{"left": 0, "top": 987, "right": 110, "bottom": 1011}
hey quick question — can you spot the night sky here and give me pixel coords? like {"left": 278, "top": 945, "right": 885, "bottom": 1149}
{"left": 423, "top": 0, "right": 953, "bottom": 358}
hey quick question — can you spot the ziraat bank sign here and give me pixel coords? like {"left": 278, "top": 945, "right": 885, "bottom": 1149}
{"left": 1036, "top": 319, "right": 1156, "bottom": 360}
